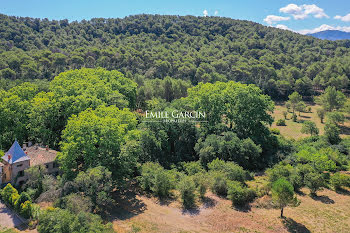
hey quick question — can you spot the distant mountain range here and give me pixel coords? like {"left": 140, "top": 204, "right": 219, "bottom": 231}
{"left": 308, "top": 30, "right": 350, "bottom": 41}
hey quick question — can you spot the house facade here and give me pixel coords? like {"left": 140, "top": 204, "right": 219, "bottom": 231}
{"left": 0, "top": 140, "right": 30, "bottom": 186}
{"left": 0, "top": 141, "right": 59, "bottom": 187}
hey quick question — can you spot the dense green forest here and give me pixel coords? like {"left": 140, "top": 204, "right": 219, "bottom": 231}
{"left": 1, "top": 14, "right": 350, "bottom": 233}
{"left": 1, "top": 14, "right": 350, "bottom": 103}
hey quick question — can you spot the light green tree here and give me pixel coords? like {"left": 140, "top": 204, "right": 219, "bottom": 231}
{"left": 301, "top": 121, "right": 319, "bottom": 136}
{"left": 271, "top": 178, "right": 297, "bottom": 218}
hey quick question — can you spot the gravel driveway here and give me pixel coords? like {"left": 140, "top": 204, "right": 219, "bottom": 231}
{"left": 0, "top": 201, "right": 26, "bottom": 229}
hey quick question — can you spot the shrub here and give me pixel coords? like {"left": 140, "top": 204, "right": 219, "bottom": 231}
{"left": 208, "top": 159, "right": 247, "bottom": 183}
{"left": 276, "top": 119, "right": 286, "bottom": 126}
{"left": 304, "top": 172, "right": 325, "bottom": 196}
{"left": 31, "top": 204, "right": 41, "bottom": 220}
{"left": 60, "top": 193, "right": 93, "bottom": 214}
{"left": 317, "top": 108, "right": 326, "bottom": 123}
{"left": 139, "top": 162, "right": 173, "bottom": 198}
{"left": 325, "top": 122, "right": 341, "bottom": 145}
{"left": 271, "top": 128, "right": 280, "bottom": 135}
{"left": 1, "top": 183, "right": 18, "bottom": 205}
{"left": 227, "top": 181, "right": 255, "bottom": 207}
{"left": 193, "top": 173, "right": 208, "bottom": 199}
{"left": 301, "top": 121, "right": 319, "bottom": 136}
{"left": 267, "top": 163, "right": 293, "bottom": 183}
{"left": 177, "top": 176, "right": 196, "bottom": 209}
{"left": 19, "top": 201, "right": 32, "bottom": 219}
{"left": 38, "top": 208, "right": 113, "bottom": 233}
{"left": 10, "top": 193, "right": 20, "bottom": 208}
{"left": 74, "top": 166, "right": 113, "bottom": 210}
{"left": 289, "top": 172, "right": 303, "bottom": 191}
{"left": 210, "top": 171, "right": 228, "bottom": 196}
{"left": 330, "top": 173, "right": 350, "bottom": 190}
{"left": 282, "top": 111, "right": 288, "bottom": 119}
{"left": 181, "top": 161, "right": 204, "bottom": 176}
{"left": 15, "top": 192, "right": 32, "bottom": 212}
{"left": 327, "top": 112, "right": 345, "bottom": 126}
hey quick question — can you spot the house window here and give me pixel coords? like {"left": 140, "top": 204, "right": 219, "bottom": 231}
{"left": 18, "top": 170, "right": 24, "bottom": 177}
{"left": 45, "top": 164, "right": 49, "bottom": 169}
{"left": 53, "top": 162, "right": 58, "bottom": 168}
{"left": 17, "top": 164, "right": 23, "bottom": 167}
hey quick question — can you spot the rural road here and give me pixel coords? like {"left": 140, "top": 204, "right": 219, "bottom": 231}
{"left": 0, "top": 201, "right": 26, "bottom": 229}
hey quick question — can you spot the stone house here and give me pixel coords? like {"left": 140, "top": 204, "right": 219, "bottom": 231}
{"left": 0, "top": 140, "right": 30, "bottom": 186}
{"left": 0, "top": 140, "right": 59, "bottom": 186}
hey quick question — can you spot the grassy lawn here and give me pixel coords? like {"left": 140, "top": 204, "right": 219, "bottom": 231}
{"left": 112, "top": 186, "right": 350, "bottom": 233}
{"left": 271, "top": 102, "right": 350, "bottom": 140}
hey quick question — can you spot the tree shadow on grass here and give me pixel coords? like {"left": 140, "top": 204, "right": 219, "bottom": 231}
{"left": 339, "top": 125, "right": 350, "bottom": 136}
{"left": 282, "top": 217, "right": 311, "bottom": 233}
{"left": 335, "top": 188, "right": 350, "bottom": 196}
{"left": 233, "top": 204, "right": 251, "bottom": 212}
{"left": 181, "top": 207, "right": 200, "bottom": 216}
{"left": 295, "top": 190, "right": 306, "bottom": 196}
{"left": 300, "top": 115, "right": 311, "bottom": 119}
{"left": 201, "top": 196, "right": 217, "bottom": 209}
{"left": 310, "top": 195, "right": 335, "bottom": 204}
{"left": 108, "top": 183, "right": 147, "bottom": 221}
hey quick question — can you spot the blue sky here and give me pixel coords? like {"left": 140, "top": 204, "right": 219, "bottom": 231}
{"left": 1, "top": 0, "right": 350, "bottom": 34}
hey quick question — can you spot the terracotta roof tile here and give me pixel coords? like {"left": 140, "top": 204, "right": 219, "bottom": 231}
{"left": 25, "top": 146, "right": 58, "bottom": 166}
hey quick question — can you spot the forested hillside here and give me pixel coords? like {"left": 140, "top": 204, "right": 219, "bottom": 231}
{"left": 1, "top": 13, "right": 350, "bottom": 233}
{"left": 1, "top": 14, "right": 350, "bottom": 101}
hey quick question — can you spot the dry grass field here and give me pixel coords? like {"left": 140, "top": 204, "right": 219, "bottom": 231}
{"left": 111, "top": 182, "right": 350, "bottom": 233}
{"left": 270, "top": 102, "right": 350, "bottom": 139}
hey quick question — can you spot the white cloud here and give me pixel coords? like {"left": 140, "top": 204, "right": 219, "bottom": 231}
{"left": 334, "top": 13, "right": 350, "bottom": 22}
{"left": 280, "top": 4, "right": 305, "bottom": 19}
{"left": 276, "top": 24, "right": 293, "bottom": 31}
{"left": 203, "top": 9, "right": 208, "bottom": 17}
{"left": 214, "top": 10, "right": 219, "bottom": 16}
{"left": 279, "top": 4, "right": 328, "bottom": 20}
{"left": 298, "top": 24, "right": 350, "bottom": 34}
{"left": 263, "top": 15, "right": 290, "bottom": 25}
{"left": 303, "top": 4, "right": 329, "bottom": 19}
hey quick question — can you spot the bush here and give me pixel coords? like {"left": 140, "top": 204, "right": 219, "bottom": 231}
{"left": 276, "top": 119, "right": 286, "bottom": 126}
{"left": 19, "top": 201, "right": 32, "bottom": 219}
{"left": 10, "top": 193, "right": 20, "bottom": 208}
{"left": 330, "top": 173, "right": 350, "bottom": 190}
{"left": 15, "top": 192, "right": 32, "bottom": 212}
{"left": 227, "top": 181, "right": 255, "bottom": 207}
{"left": 1, "top": 184, "right": 18, "bottom": 205}
{"left": 325, "top": 122, "right": 341, "bottom": 145}
{"left": 301, "top": 121, "right": 319, "bottom": 136}
{"left": 181, "top": 161, "right": 204, "bottom": 176}
{"left": 210, "top": 171, "right": 228, "bottom": 196}
{"left": 60, "top": 193, "right": 93, "bottom": 214}
{"left": 139, "top": 162, "right": 173, "bottom": 198}
{"left": 192, "top": 173, "right": 208, "bottom": 199}
{"left": 289, "top": 172, "right": 303, "bottom": 192}
{"left": 177, "top": 176, "right": 196, "bottom": 209}
{"left": 208, "top": 159, "right": 247, "bottom": 183}
{"left": 38, "top": 208, "right": 113, "bottom": 233}
{"left": 304, "top": 172, "right": 325, "bottom": 196}
{"left": 282, "top": 111, "right": 288, "bottom": 119}
{"left": 267, "top": 163, "right": 293, "bottom": 183}
{"left": 271, "top": 128, "right": 280, "bottom": 135}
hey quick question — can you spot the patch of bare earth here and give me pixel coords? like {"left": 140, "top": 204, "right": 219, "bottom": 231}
{"left": 111, "top": 187, "right": 350, "bottom": 233}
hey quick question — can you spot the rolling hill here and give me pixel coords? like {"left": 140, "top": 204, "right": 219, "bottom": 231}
{"left": 308, "top": 30, "right": 350, "bottom": 41}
